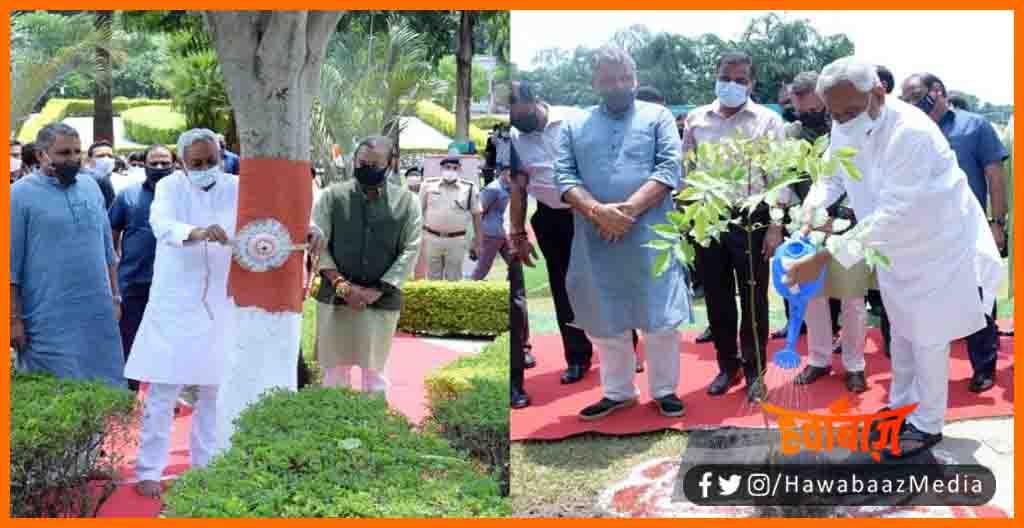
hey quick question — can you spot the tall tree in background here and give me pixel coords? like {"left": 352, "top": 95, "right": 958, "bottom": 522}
{"left": 92, "top": 10, "right": 115, "bottom": 145}
{"left": 201, "top": 10, "right": 345, "bottom": 453}
{"left": 454, "top": 10, "right": 476, "bottom": 143}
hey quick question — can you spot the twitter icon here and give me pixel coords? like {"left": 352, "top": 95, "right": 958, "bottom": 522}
{"left": 718, "top": 474, "right": 742, "bottom": 496}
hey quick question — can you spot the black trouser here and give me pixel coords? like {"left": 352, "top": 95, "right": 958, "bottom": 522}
{"left": 297, "top": 349, "right": 313, "bottom": 389}
{"left": 782, "top": 297, "right": 841, "bottom": 335}
{"left": 510, "top": 250, "right": 530, "bottom": 391}
{"left": 119, "top": 283, "right": 151, "bottom": 392}
{"left": 695, "top": 208, "right": 771, "bottom": 380}
{"left": 966, "top": 289, "right": 999, "bottom": 377}
{"left": 868, "top": 289, "right": 892, "bottom": 355}
{"left": 530, "top": 202, "right": 593, "bottom": 367}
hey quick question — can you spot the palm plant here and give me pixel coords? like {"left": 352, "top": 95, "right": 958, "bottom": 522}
{"left": 9, "top": 11, "right": 124, "bottom": 139}
{"left": 312, "top": 15, "right": 443, "bottom": 185}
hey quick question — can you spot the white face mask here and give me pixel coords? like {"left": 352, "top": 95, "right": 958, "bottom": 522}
{"left": 187, "top": 166, "right": 221, "bottom": 188}
{"left": 92, "top": 156, "right": 115, "bottom": 176}
{"left": 10, "top": 157, "right": 22, "bottom": 173}
{"left": 442, "top": 169, "right": 458, "bottom": 182}
{"left": 715, "top": 80, "right": 749, "bottom": 109}
{"left": 832, "top": 101, "right": 882, "bottom": 147}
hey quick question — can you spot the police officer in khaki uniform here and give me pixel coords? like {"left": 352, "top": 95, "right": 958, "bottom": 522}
{"left": 419, "top": 156, "right": 483, "bottom": 281}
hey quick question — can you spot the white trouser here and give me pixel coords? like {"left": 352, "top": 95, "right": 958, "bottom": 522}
{"left": 322, "top": 365, "right": 388, "bottom": 393}
{"left": 424, "top": 232, "right": 467, "bottom": 281}
{"left": 136, "top": 383, "right": 217, "bottom": 481}
{"left": 888, "top": 335, "right": 950, "bottom": 435}
{"left": 806, "top": 296, "right": 867, "bottom": 372}
{"left": 590, "top": 328, "right": 680, "bottom": 401}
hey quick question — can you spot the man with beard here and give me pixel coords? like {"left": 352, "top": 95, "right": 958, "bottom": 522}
{"left": 109, "top": 144, "right": 176, "bottom": 392}
{"left": 10, "top": 123, "right": 125, "bottom": 387}
{"left": 788, "top": 57, "right": 1003, "bottom": 457}
{"left": 787, "top": 71, "right": 871, "bottom": 393}
{"left": 556, "top": 47, "right": 689, "bottom": 420}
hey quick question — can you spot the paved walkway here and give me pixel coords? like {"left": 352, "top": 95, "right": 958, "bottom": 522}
{"left": 62, "top": 117, "right": 145, "bottom": 150}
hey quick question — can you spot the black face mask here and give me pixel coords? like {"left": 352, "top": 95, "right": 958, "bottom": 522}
{"left": 50, "top": 161, "right": 80, "bottom": 186}
{"left": 797, "top": 110, "right": 831, "bottom": 138}
{"left": 145, "top": 167, "right": 174, "bottom": 185}
{"left": 915, "top": 94, "right": 936, "bottom": 115}
{"left": 782, "top": 105, "right": 798, "bottom": 123}
{"left": 602, "top": 88, "right": 636, "bottom": 114}
{"left": 511, "top": 111, "right": 540, "bottom": 134}
{"left": 354, "top": 165, "right": 388, "bottom": 187}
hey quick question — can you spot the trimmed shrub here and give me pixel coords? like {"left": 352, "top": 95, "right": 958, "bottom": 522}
{"left": 398, "top": 280, "right": 507, "bottom": 337}
{"left": 415, "top": 100, "right": 489, "bottom": 150}
{"left": 121, "top": 106, "right": 188, "bottom": 145}
{"left": 471, "top": 115, "right": 509, "bottom": 131}
{"left": 425, "top": 333, "right": 511, "bottom": 496}
{"left": 162, "top": 387, "right": 510, "bottom": 518}
{"left": 10, "top": 372, "right": 137, "bottom": 518}
{"left": 17, "top": 97, "right": 172, "bottom": 143}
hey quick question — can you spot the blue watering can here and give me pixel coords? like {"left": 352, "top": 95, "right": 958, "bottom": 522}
{"left": 769, "top": 236, "right": 827, "bottom": 369}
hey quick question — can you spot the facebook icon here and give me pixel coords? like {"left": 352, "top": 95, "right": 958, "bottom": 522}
{"left": 699, "top": 471, "right": 715, "bottom": 498}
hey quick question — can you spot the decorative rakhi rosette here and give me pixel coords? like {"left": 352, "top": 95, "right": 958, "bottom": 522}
{"left": 232, "top": 218, "right": 306, "bottom": 272}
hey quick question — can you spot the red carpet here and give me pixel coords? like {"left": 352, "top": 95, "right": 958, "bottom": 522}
{"left": 97, "top": 335, "right": 469, "bottom": 517}
{"left": 511, "top": 324, "right": 1014, "bottom": 441}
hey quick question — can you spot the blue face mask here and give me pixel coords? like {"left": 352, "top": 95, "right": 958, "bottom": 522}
{"left": 716, "top": 80, "right": 749, "bottom": 109}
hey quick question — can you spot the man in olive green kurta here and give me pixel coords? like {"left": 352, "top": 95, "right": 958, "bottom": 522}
{"left": 313, "top": 136, "right": 422, "bottom": 393}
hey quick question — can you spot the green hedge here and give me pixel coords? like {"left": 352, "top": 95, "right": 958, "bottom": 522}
{"left": 163, "top": 387, "right": 510, "bottom": 518}
{"left": 121, "top": 106, "right": 188, "bottom": 145}
{"left": 415, "top": 100, "right": 489, "bottom": 150}
{"left": 398, "top": 280, "right": 508, "bottom": 337}
{"left": 11, "top": 373, "right": 137, "bottom": 518}
{"left": 425, "top": 332, "right": 511, "bottom": 496}
{"left": 17, "top": 97, "right": 171, "bottom": 143}
{"left": 471, "top": 115, "right": 509, "bottom": 131}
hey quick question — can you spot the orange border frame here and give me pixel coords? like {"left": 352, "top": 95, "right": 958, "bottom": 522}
{"left": 2, "top": 5, "right": 1019, "bottom": 524}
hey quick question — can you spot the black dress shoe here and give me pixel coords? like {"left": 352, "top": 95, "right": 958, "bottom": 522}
{"left": 654, "top": 394, "right": 686, "bottom": 417}
{"left": 794, "top": 365, "right": 831, "bottom": 385}
{"left": 635, "top": 359, "right": 645, "bottom": 373}
{"left": 707, "top": 371, "right": 742, "bottom": 395}
{"left": 523, "top": 349, "right": 537, "bottom": 369}
{"left": 998, "top": 329, "right": 1014, "bottom": 337}
{"left": 578, "top": 397, "right": 637, "bottom": 421}
{"left": 695, "top": 327, "right": 714, "bottom": 344}
{"left": 832, "top": 336, "right": 843, "bottom": 355}
{"left": 968, "top": 372, "right": 996, "bottom": 393}
{"left": 746, "top": 378, "right": 768, "bottom": 402}
{"left": 845, "top": 371, "right": 867, "bottom": 393}
{"left": 560, "top": 364, "right": 589, "bottom": 385}
{"left": 511, "top": 387, "right": 530, "bottom": 409}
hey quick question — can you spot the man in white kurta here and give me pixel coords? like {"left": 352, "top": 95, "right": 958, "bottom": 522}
{"left": 789, "top": 58, "right": 1003, "bottom": 458}
{"left": 124, "top": 129, "right": 238, "bottom": 497}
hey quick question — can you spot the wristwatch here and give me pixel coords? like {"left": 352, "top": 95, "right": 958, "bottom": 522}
{"left": 112, "top": 295, "right": 123, "bottom": 304}
{"left": 988, "top": 216, "right": 1006, "bottom": 227}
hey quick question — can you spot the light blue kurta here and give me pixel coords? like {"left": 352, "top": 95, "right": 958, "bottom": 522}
{"left": 555, "top": 100, "right": 692, "bottom": 338}
{"left": 10, "top": 170, "right": 126, "bottom": 387}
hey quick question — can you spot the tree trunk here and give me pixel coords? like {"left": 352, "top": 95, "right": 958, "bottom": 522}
{"left": 203, "top": 10, "right": 344, "bottom": 454}
{"left": 455, "top": 11, "right": 476, "bottom": 144}
{"left": 93, "top": 10, "right": 114, "bottom": 146}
